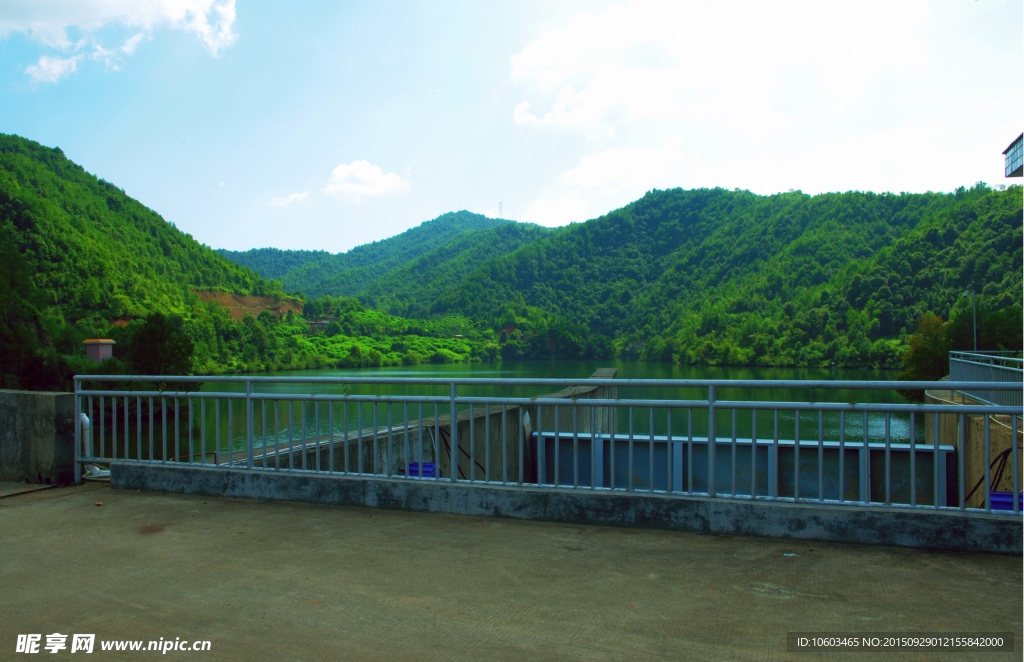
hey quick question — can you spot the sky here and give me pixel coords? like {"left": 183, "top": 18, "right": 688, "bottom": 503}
{"left": 0, "top": 1, "right": 1021, "bottom": 253}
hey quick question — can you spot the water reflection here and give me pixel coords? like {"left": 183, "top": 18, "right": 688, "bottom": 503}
{"left": 197, "top": 360, "right": 923, "bottom": 453}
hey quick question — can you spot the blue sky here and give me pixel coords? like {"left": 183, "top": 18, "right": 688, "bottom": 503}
{"left": 1, "top": 1, "right": 1021, "bottom": 253}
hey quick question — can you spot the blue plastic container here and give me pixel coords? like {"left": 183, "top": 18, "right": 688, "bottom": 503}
{"left": 404, "top": 462, "right": 441, "bottom": 478}
{"left": 989, "top": 492, "right": 1023, "bottom": 511}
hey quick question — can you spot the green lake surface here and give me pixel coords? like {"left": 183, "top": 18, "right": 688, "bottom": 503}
{"left": 193, "top": 361, "right": 924, "bottom": 452}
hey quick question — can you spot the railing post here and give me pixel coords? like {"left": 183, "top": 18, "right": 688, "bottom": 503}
{"left": 958, "top": 414, "right": 966, "bottom": 509}
{"left": 246, "top": 380, "right": 254, "bottom": 470}
{"left": 450, "top": 382, "right": 457, "bottom": 482}
{"left": 860, "top": 411, "right": 870, "bottom": 504}
{"left": 74, "top": 378, "right": 82, "bottom": 485}
{"left": 707, "top": 385, "right": 716, "bottom": 497}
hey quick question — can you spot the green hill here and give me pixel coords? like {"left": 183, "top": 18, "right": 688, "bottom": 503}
{"left": 4, "top": 130, "right": 1018, "bottom": 388}
{"left": 0, "top": 133, "right": 505, "bottom": 389}
{"left": 433, "top": 185, "right": 1022, "bottom": 366}
{"left": 221, "top": 211, "right": 540, "bottom": 301}
{"left": 216, "top": 247, "right": 330, "bottom": 282}
{"left": 359, "top": 220, "right": 552, "bottom": 317}
{"left": 0, "top": 133, "right": 268, "bottom": 321}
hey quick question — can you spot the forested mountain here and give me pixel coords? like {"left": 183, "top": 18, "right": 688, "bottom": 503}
{"left": 222, "top": 211, "right": 532, "bottom": 300}
{"left": 434, "top": 185, "right": 1022, "bottom": 366}
{"left": 358, "top": 221, "right": 552, "bottom": 317}
{"left": 0, "top": 133, "right": 492, "bottom": 389}
{"left": 2, "top": 131, "right": 1019, "bottom": 391}
{"left": 0, "top": 133, "right": 269, "bottom": 321}
{"left": 216, "top": 247, "right": 330, "bottom": 281}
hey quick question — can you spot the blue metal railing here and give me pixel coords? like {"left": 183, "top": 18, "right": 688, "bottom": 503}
{"left": 949, "top": 351, "right": 1022, "bottom": 407}
{"left": 73, "top": 374, "right": 1022, "bottom": 517}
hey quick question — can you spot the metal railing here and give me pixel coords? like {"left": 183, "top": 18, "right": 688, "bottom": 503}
{"left": 74, "top": 375, "right": 1023, "bottom": 517}
{"left": 949, "top": 351, "right": 1023, "bottom": 407}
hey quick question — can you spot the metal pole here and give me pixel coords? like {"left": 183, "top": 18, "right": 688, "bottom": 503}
{"left": 909, "top": 412, "right": 916, "bottom": 507}
{"left": 707, "top": 385, "right": 716, "bottom": 497}
{"left": 984, "top": 414, "right": 991, "bottom": 512}
{"left": 794, "top": 411, "right": 800, "bottom": 501}
{"left": 958, "top": 414, "right": 966, "bottom": 509}
{"left": 750, "top": 409, "right": 756, "bottom": 499}
{"left": 74, "top": 380, "right": 82, "bottom": 485}
{"left": 731, "top": 408, "right": 737, "bottom": 497}
{"left": 554, "top": 405, "right": 559, "bottom": 487}
{"left": 627, "top": 407, "right": 633, "bottom": 491}
{"left": 246, "top": 380, "right": 254, "bottom": 470}
{"left": 1012, "top": 415, "right": 1020, "bottom": 515}
{"left": 688, "top": 409, "right": 693, "bottom": 493}
{"left": 838, "top": 411, "right": 845, "bottom": 502}
{"left": 450, "top": 382, "right": 457, "bottom": 483}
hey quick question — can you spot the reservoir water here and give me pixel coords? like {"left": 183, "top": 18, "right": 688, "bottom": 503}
{"left": 198, "top": 361, "right": 925, "bottom": 454}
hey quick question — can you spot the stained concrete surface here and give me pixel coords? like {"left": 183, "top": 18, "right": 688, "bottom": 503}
{"left": 1, "top": 485, "right": 1020, "bottom": 662}
{"left": 0, "top": 481, "right": 57, "bottom": 498}
{"left": 112, "top": 463, "right": 1023, "bottom": 554}
{"left": 0, "top": 390, "right": 76, "bottom": 485}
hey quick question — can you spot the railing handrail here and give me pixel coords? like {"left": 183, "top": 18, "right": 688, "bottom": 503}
{"left": 949, "top": 356, "right": 1024, "bottom": 373}
{"left": 950, "top": 351, "right": 1024, "bottom": 366}
{"left": 68, "top": 388, "right": 1024, "bottom": 415}
{"left": 73, "top": 374, "right": 1024, "bottom": 391}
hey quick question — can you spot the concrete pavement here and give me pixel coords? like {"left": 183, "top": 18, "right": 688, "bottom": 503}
{"left": 1, "top": 484, "right": 1020, "bottom": 661}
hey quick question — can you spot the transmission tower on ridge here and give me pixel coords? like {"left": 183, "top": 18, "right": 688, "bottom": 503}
{"left": 499, "top": 201, "right": 503, "bottom": 218}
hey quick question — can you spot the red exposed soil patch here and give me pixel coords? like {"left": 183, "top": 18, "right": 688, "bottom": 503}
{"left": 195, "top": 291, "right": 303, "bottom": 321}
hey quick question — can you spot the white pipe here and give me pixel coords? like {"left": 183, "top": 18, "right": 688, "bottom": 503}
{"left": 78, "top": 413, "right": 91, "bottom": 483}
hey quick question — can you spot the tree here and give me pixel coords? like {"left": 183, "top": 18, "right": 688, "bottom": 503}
{"left": 897, "top": 314, "right": 949, "bottom": 386}
{"left": 125, "top": 313, "right": 195, "bottom": 376}
{"left": 0, "top": 231, "right": 42, "bottom": 388}
{"left": 302, "top": 300, "right": 324, "bottom": 319}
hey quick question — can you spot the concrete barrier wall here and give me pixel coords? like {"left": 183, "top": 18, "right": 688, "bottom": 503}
{"left": 110, "top": 462, "right": 1023, "bottom": 555}
{"left": 0, "top": 390, "right": 76, "bottom": 484}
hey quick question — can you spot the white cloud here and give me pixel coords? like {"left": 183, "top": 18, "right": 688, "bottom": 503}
{"left": 270, "top": 191, "right": 309, "bottom": 207}
{"left": 509, "top": 0, "right": 1024, "bottom": 202}
{"left": 120, "top": 31, "right": 145, "bottom": 54}
{"left": 511, "top": 1, "right": 928, "bottom": 136}
{"left": 521, "top": 191, "right": 590, "bottom": 228}
{"left": 24, "top": 54, "right": 82, "bottom": 82}
{"left": 322, "top": 160, "right": 410, "bottom": 204}
{"left": 1, "top": 0, "right": 237, "bottom": 81}
{"left": 0, "top": 0, "right": 237, "bottom": 53}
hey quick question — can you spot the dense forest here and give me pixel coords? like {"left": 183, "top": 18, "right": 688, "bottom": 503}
{"left": 1, "top": 132, "right": 1021, "bottom": 391}
{"left": 433, "top": 186, "right": 1021, "bottom": 352}
{"left": 0, "top": 134, "right": 498, "bottom": 389}
{"left": 215, "top": 247, "right": 331, "bottom": 282}
{"left": 357, "top": 220, "right": 552, "bottom": 317}
{"left": 221, "top": 211, "right": 545, "bottom": 302}
{"left": 234, "top": 184, "right": 1022, "bottom": 369}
